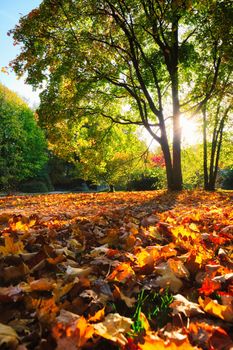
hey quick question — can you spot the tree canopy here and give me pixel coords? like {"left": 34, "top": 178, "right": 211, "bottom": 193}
{"left": 46, "top": 115, "right": 148, "bottom": 190}
{"left": 9, "top": 0, "right": 233, "bottom": 190}
{"left": 0, "top": 83, "right": 47, "bottom": 189}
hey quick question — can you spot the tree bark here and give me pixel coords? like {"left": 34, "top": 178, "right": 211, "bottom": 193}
{"left": 203, "top": 106, "right": 209, "bottom": 189}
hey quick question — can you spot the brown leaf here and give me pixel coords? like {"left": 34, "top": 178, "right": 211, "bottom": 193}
{"left": 0, "top": 323, "right": 19, "bottom": 349}
{"left": 170, "top": 294, "right": 204, "bottom": 317}
{"left": 2, "top": 263, "right": 30, "bottom": 283}
{"left": 30, "top": 278, "right": 56, "bottom": 291}
{"left": 0, "top": 285, "right": 23, "bottom": 303}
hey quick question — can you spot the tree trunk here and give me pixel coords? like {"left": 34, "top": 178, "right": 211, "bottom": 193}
{"left": 108, "top": 184, "right": 115, "bottom": 192}
{"left": 203, "top": 106, "right": 209, "bottom": 189}
{"left": 168, "top": 19, "right": 182, "bottom": 191}
{"left": 161, "top": 139, "right": 174, "bottom": 191}
{"left": 203, "top": 105, "right": 227, "bottom": 191}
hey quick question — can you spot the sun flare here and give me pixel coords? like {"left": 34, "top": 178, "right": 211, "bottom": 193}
{"left": 180, "top": 116, "right": 201, "bottom": 146}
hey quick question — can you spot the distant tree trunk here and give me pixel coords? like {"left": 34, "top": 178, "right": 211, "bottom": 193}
{"left": 202, "top": 104, "right": 229, "bottom": 191}
{"left": 203, "top": 105, "right": 209, "bottom": 189}
{"left": 108, "top": 184, "right": 115, "bottom": 192}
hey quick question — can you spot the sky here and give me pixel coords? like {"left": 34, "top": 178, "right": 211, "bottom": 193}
{"left": 0, "top": 0, "right": 41, "bottom": 106}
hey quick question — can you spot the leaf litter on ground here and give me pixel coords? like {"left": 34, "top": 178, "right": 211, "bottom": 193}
{"left": 0, "top": 190, "right": 232, "bottom": 349}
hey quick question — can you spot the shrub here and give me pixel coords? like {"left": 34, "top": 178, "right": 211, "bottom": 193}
{"left": 221, "top": 169, "right": 233, "bottom": 190}
{"left": 127, "top": 176, "right": 161, "bottom": 191}
{"left": 19, "top": 180, "right": 49, "bottom": 193}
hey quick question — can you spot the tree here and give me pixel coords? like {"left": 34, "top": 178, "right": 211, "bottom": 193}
{"left": 9, "top": 0, "right": 232, "bottom": 190}
{"left": 202, "top": 97, "right": 232, "bottom": 191}
{"left": 0, "top": 84, "right": 47, "bottom": 189}
{"left": 47, "top": 116, "right": 147, "bottom": 191}
{"left": 182, "top": 0, "right": 233, "bottom": 190}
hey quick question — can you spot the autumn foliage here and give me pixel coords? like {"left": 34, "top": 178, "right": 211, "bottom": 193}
{"left": 0, "top": 190, "right": 232, "bottom": 349}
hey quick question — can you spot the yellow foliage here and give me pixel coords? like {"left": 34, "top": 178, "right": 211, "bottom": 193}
{"left": 0, "top": 235, "right": 24, "bottom": 256}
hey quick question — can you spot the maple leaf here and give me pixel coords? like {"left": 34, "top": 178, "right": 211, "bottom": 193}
{"left": 29, "top": 278, "right": 56, "bottom": 291}
{"left": 170, "top": 294, "right": 204, "bottom": 317}
{"left": 199, "top": 277, "right": 221, "bottom": 296}
{"left": 154, "top": 259, "right": 189, "bottom": 293}
{"left": 94, "top": 313, "right": 133, "bottom": 346}
{"left": 88, "top": 307, "right": 105, "bottom": 322}
{"left": 189, "top": 322, "right": 233, "bottom": 350}
{"left": 27, "top": 297, "right": 59, "bottom": 323}
{"left": 66, "top": 266, "right": 92, "bottom": 278}
{"left": 71, "top": 316, "right": 94, "bottom": 348}
{"left": 107, "top": 262, "right": 135, "bottom": 282}
{"left": 0, "top": 323, "right": 19, "bottom": 348}
{"left": 53, "top": 316, "right": 94, "bottom": 349}
{"left": 138, "top": 331, "right": 198, "bottom": 349}
{"left": 0, "top": 235, "right": 24, "bottom": 256}
{"left": 198, "top": 296, "right": 233, "bottom": 322}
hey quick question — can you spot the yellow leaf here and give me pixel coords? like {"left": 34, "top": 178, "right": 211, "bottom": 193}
{"left": 73, "top": 316, "right": 94, "bottom": 348}
{"left": 198, "top": 297, "right": 233, "bottom": 322}
{"left": 189, "top": 223, "right": 199, "bottom": 232}
{"left": 88, "top": 307, "right": 105, "bottom": 322}
{"left": 0, "top": 235, "right": 24, "bottom": 256}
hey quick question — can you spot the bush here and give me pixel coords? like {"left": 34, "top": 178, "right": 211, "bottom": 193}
{"left": 127, "top": 176, "right": 161, "bottom": 191}
{"left": 19, "top": 180, "right": 49, "bottom": 193}
{"left": 221, "top": 169, "right": 233, "bottom": 190}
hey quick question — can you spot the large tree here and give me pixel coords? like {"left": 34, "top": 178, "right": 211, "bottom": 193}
{"left": 187, "top": 1, "right": 233, "bottom": 190}
{"left": 46, "top": 116, "right": 148, "bottom": 191}
{"left": 9, "top": 0, "right": 232, "bottom": 190}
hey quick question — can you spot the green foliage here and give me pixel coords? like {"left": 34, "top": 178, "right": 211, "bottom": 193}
{"left": 127, "top": 166, "right": 166, "bottom": 191}
{"left": 182, "top": 145, "right": 203, "bottom": 188}
{"left": 46, "top": 117, "right": 147, "bottom": 189}
{"left": 19, "top": 180, "right": 49, "bottom": 193}
{"left": 221, "top": 169, "right": 233, "bottom": 190}
{"left": 0, "top": 84, "right": 47, "bottom": 190}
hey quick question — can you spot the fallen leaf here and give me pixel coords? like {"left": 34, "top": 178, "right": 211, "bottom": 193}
{"left": 66, "top": 266, "right": 92, "bottom": 278}
{"left": 30, "top": 278, "right": 56, "bottom": 291}
{"left": 113, "top": 285, "right": 136, "bottom": 307}
{"left": 138, "top": 331, "right": 198, "bottom": 349}
{"left": 94, "top": 313, "right": 133, "bottom": 346}
{"left": 189, "top": 321, "right": 233, "bottom": 350}
{"left": 107, "top": 263, "right": 135, "bottom": 282}
{"left": 170, "top": 294, "right": 204, "bottom": 317}
{"left": 154, "top": 262, "right": 184, "bottom": 293}
{"left": 198, "top": 296, "right": 233, "bottom": 322}
{"left": 0, "top": 323, "right": 19, "bottom": 348}
{"left": 88, "top": 307, "right": 105, "bottom": 322}
{"left": 0, "top": 235, "right": 24, "bottom": 256}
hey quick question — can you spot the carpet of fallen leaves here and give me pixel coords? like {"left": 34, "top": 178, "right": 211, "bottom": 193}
{"left": 0, "top": 190, "right": 232, "bottom": 350}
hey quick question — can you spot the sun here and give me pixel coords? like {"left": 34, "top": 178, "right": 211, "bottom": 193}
{"left": 180, "top": 116, "right": 201, "bottom": 146}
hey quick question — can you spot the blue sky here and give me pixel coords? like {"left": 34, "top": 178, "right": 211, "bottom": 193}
{"left": 0, "top": 0, "right": 41, "bottom": 106}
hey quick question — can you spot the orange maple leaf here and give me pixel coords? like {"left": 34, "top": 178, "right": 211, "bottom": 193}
{"left": 0, "top": 235, "right": 24, "bottom": 256}
{"left": 198, "top": 297, "right": 233, "bottom": 322}
{"left": 107, "top": 263, "right": 135, "bottom": 282}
